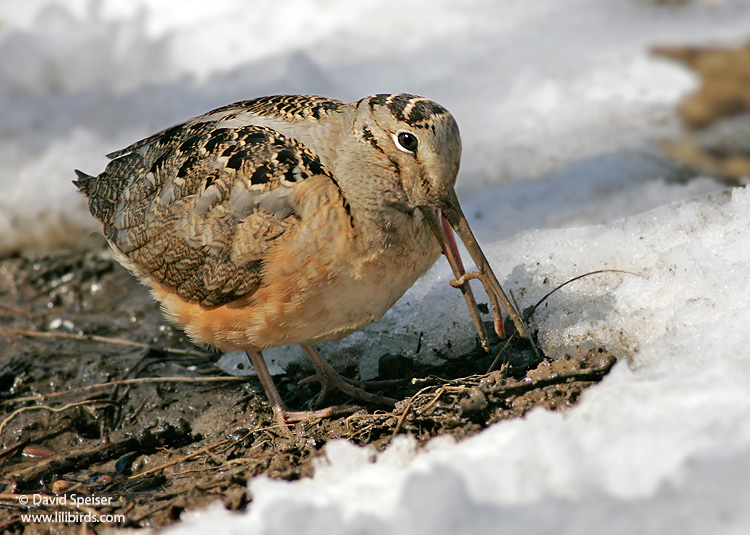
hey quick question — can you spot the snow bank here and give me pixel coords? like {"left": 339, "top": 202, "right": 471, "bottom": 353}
{"left": 169, "top": 187, "right": 750, "bottom": 534}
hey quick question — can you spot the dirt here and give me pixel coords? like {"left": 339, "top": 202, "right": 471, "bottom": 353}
{"left": 656, "top": 42, "right": 750, "bottom": 180}
{"left": 0, "top": 247, "right": 616, "bottom": 533}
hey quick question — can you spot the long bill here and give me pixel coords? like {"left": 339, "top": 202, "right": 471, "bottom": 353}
{"left": 420, "top": 187, "right": 529, "bottom": 351}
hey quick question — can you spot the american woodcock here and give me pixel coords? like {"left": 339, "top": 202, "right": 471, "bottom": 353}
{"left": 75, "top": 93, "right": 527, "bottom": 426}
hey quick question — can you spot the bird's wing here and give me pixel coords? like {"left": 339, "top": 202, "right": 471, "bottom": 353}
{"left": 76, "top": 114, "right": 341, "bottom": 308}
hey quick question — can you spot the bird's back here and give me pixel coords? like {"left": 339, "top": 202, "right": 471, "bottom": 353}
{"left": 76, "top": 93, "right": 455, "bottom": 351}
{"left": 75, "top": 96, "right": 347, "bottom": 310}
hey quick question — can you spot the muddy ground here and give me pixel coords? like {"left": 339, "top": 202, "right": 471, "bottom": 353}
{"left": 0, "top": 247, "right": 615, "bottom": 534}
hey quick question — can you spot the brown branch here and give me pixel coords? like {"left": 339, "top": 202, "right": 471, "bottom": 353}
{"left": 0, "top": 400, "right": 119, "bottom": 436}
{"left": 3, "top": 376, "right": 249, "bottom": 405}
{"left": 7, "top": 327, "right": 207, "bottom": 356}
{"left": 129, "top": 438, "right": 231, "bottom": 480}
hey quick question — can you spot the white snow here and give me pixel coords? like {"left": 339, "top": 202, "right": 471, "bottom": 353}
{"left": 3, "top": 0, "right": 750, "bottom": 533}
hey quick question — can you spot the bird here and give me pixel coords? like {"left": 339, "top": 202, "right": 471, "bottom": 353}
{"left": 75, "top": 93, "right": 527, "bottom": 426}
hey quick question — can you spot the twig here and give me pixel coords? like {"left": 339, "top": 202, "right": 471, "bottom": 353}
{"left": 0, "top": 440, "right": 28, "bottom": 461}
{"left": 3, "top": 376, "right": 249, "bottom": 405}
{"left": 421, "top": 387, "right": 447, "bottom": 413}
{"left": 527, "top": 269, "right": 640, "bottom": 318}
{"left": 0, "top": 400, "right": 118, "bottom": 436}
{"left": 129, "top": 439, "right": 230, "bottom": 480}
{"left": 0, "top": 304, "right": 35, "bottom": 317}
{"left": 486, "top": 330, "right": 520, "bottom": 373}
{"left": 390, "top": 383, "right": 442, "bottom": 438}
{"left": 488, "top": 269, "right": 640, "bottom": 373}
{"left": 7, "top": 327, "right": 207, "bottom": 356}
{"left": 510, "top": 289, "right": 541, "bottom": 362}
{"left": 390, "top": 404, "right": 412, "bottom": 439}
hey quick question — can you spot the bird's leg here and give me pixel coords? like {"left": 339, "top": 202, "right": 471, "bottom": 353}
{"left": 245, "top": 350, "right": 354, "bottom": 428}
{"left": 300, "top": 344, "right": 397, "bottom": 409}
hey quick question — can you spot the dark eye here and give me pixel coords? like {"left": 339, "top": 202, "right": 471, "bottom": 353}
{"left": 396, "top": 131, "right": 418, "bottom": 153}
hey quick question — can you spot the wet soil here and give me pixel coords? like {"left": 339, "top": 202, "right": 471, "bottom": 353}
{"left": 0, "top": 248, "right": 615, "bottom": 533}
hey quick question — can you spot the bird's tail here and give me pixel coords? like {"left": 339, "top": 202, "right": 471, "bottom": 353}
{"left": 73, "top": 169, "right": 96, "bottom": 197}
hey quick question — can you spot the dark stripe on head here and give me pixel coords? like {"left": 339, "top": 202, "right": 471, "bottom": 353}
{"left": 367, "top": 94, "right": 390, "bottom": 110}
{"left": 384, "top": 94, "right": 413, "bottom": 122}
{"left": 362, "top": 125, "right": 384, "bottom": 153}
{"left": 405, "top": 100, "right": 448, "bottom": 129}
{"left": 366, "top": 94, "right": 449, "bottom": 130}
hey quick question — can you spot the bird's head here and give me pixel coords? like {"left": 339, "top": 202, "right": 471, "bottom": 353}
{"left": 352, "top": 93, "right": 461, "bottom": 210}
{"left": 342, "top": 94, "right": 527, "bottom": 347}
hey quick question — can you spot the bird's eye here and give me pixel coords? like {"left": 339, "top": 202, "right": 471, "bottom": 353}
{"left": 395, "top": 131, "right": 418, "bottom": 153}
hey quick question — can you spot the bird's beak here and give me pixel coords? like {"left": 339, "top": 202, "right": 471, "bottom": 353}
{"left": 421, "top": 187, "right": 528, "bottom": 351}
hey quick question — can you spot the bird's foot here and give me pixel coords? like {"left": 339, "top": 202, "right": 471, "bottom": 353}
{"left": 273, "top": 405, "right": 362, "bottom": 427}
{"left": 299, "top": 344, "right": 397, "bottom": 409}
{"left": 298, "top": 371, "right": 397, "bottom": 409}
{"left": 272, "top": 404, "right": 361, "bottom": 430}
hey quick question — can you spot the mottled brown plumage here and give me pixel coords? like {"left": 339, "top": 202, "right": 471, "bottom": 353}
{"left": 76, "top": 93, "right": 526, "bottom": 426}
